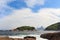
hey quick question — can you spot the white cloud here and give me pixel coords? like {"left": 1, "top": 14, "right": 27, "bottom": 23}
{"left": 48, "top": 9, "right": 60, "bottom": 17}
{"left": 25, "top": 0, "right": 45, "bottom": 8}
{"left": 0, "top": 8, "right": 60, "bottom": 30}
{"left": 0, "top": 0, "right": 60, "bottom": 30}
{"left": 0, "top": 0, "right": 14, "bottom": 8}
{"left": 0, "top": 0, "right": 15, "bottom": 17}
{"left": 38, "top": 8, "right": 60, "bottom": 27}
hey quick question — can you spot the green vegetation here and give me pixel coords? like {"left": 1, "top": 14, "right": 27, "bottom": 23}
{"left": 14, "top": 26, "right": 36, "bottom": 31}
{"left": 45, "top": 22, "right": 60, "bottom": 30}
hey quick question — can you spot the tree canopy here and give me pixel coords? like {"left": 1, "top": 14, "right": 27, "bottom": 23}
{"left": 15, "top": 26, "right": 36, "bottom": 31}
{"left": 45, "top": 22, "right": 60, "bottom": 30}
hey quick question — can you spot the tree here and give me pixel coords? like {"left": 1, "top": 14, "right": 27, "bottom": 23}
{"left": 16, "top": 26, "right": 35, "bottom": 31}
{"left": 45, "top": 22, "right": 60, "bottom": 30}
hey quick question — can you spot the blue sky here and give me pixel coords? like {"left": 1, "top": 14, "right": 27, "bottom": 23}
{"left": 0, "top": 0, "right": 60, "bottom": 30}
{"left": 44, "top": 0, "right": 60, "bottom": 8}
{"left": 7, "top": 0, "right": 60, "bottom": 12}
{"left": 1, "top": 0, "right": 60, "bottom": 17}
{"left": 8, "top": 0, "right": 27, "bottom": 9}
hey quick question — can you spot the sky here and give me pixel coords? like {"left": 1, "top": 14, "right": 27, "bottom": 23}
{"left": 0, "top": 0, "right": 60, "bottom": 30}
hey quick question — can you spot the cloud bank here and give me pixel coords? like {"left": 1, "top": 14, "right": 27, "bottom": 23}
{"left": 0, "top": 0, "right": 60, "bottom": 30}
{"left": 25, "top": 0, "right": 45, "bottom": 8}
{"left": 0, "top": 8, "right": 60, "bottom": 30}
{"left": 0, "top": 0, "right": 15, "bottom": 17}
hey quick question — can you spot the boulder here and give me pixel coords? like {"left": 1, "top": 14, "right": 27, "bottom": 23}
{"left": 40, "top": 32, "right": 60, "bottom": 40}
{"left": 24, "top": 36, "right": 36, "bottom": 40}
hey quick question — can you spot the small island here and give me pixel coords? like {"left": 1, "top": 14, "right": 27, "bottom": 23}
{"left": 13, "top": 26, "right": 36, "bottom": 31}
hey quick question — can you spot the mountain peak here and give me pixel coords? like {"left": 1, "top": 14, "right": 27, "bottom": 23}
{"left": 36, "top": 26, "right": 44, "bottom": 30}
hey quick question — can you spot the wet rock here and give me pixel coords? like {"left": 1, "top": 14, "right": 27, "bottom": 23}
{"left": 24, "top": 36, "right": 36, "bottom": 40}
{"left": 40, "top": 32, "right": 60, "bottom": 40}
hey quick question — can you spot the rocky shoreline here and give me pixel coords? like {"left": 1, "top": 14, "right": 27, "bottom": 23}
{"left": 0, "top": 32, "right": 60, "bottom": 40}
{"left": 40, "top": 32, "right": 60, "bottom": 40}
{"left": 0, "top": 36, "right": 36, "bottom": 40}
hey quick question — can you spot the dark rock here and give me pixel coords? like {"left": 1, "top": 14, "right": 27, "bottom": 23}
{"left": 40, "top": 32, "right": 60, "bottom": 40}
{"left": 24, "top": 36, "right": 36, "bottom": 40}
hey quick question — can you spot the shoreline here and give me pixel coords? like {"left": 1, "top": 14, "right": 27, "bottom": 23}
{"left": 0, "top": 34, "right": 47, "bottom": 40}
{"left": 0, "top": 31, "right": 57, "bottom": 40}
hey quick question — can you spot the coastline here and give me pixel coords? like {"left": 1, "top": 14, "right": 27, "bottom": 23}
{"left": 0, "top": 31, "right": 58, "bottom": 40}
{"left": 0, "top": 34, "right": 47, "bottom": 40}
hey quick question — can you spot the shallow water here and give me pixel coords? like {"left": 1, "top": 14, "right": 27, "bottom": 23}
{"left": 9, "top": 31, "right": 58, "bottom": 40}
{"left": 9, "top": 34, "right": 47, "bottom": 40}
{"left": 0, "top": 31, "right": 58, "bottom": 40}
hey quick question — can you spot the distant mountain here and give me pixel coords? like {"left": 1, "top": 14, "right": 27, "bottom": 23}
{"left": 36, "top": 26, "right": 44, "bottom": 30}
{"left": 45, "top": 22, "right": 60, "bottom": 30}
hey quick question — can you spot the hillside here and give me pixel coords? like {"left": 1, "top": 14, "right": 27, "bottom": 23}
{"left": 13, "top": 26, "right": 36, "bottom": 31}
{"left": 45, "top": 22, "right": 60, "bottom": 30}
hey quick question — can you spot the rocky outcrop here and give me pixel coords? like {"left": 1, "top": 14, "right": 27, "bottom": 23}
{"left": 24, "top": 36, "right": 36, "bottom": 40}
{"left": 40, "top": 32, "right": 60, "bottom": 40}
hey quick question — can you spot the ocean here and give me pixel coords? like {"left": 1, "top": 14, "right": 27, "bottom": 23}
{"left": 0, "top": 31, "right": 59, "bottom": 40}
{"left": 9, "top": 34, "right": 47, "bottom": 40}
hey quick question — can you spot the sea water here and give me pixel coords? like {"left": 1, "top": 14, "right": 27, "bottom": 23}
{"left": 0, "top": 31, "right": 58, "bottom": 40}
{"left": 9, "top": 31, "right": 58, "bottom": 40}
{"left": 9, "top": 34, "right": 47, "bottom": 40}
